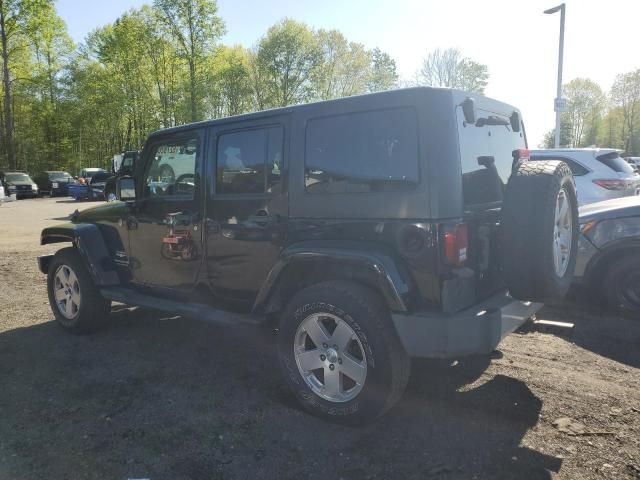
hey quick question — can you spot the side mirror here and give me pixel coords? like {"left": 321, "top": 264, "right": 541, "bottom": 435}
{"left": 116, "top": 177, "right": 136, "bottom": 201}
{"left": 461, "top": 97, "right": 476, "bottom": 124}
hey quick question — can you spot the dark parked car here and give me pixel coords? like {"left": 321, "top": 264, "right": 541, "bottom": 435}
{"left": 77, "top": 167, "right": 107, "bottom": 185}
{"left": 575, "top": 196, "right": 640, "bottom": 317}
{"left": 33, "top": 171, "right": 75, "bottom": 197}
{"left": 0, "top": 171, "right": 38, "bottom": 198}
{"left": 37, "top": 87, "right": 579, "bottom": 424}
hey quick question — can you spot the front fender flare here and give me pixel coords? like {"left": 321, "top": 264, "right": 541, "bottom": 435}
{"left": 253, "top": 242, "right": 412, "bottom": 313}
{"left": 41, "top": 223, "right": 120, "bottom": 286}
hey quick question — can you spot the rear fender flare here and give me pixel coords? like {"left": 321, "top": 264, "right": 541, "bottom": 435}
{"left": 253, "top": 243, "right": 412, "bottom": 314}
{"left": 40, "top": 223, "right": 120, "bottom": 286}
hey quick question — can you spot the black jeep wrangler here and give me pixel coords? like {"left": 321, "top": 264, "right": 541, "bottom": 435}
{"left": 38, "top": 87, "right": 578, "bottom": 424}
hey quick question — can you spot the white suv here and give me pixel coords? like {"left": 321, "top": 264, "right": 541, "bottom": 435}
{"left": 530, "top": 148, "right": 640, "bottom": 205}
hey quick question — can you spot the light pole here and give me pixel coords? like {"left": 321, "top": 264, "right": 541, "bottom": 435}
{"left": 544, "top": 3, "right": 566, "bottom": 148}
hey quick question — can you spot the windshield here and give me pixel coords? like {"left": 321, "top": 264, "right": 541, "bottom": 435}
{"left": 5, "top": 173, "right": 32, "bottom": 182}
{"left": 597, "top": 152, "right": 635, "bottom": 174}
{"left": 85, "top": 169, "right": 106, "bottom": 178}
{"left": 90, "top": 172, "right": 111, "bottom": 183}
{"left": 49, "top": 172, "right": 73, "bottom": 181}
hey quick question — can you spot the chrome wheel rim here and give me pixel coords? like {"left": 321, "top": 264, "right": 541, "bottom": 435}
{"left": 553, "top": 188, "right": 572, "bottom": 277}
{"left": 294, "top": 312, "right": 367, "bottom": 403}
{"left": 53, "top": 265, "right": 81, "bottom": 320}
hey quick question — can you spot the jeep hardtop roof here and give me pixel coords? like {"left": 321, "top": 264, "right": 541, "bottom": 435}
{"left": 149, "top": 87, "right": 522, "bottom": 138}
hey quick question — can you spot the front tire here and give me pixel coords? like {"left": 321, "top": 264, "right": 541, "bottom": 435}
{"left": 603, "top": 254, "right": 640, "bottom": 318}
{"left": 47, "top": 247, "right": 111, "bottom": 334}
{"left": 277, "top": 281, "right": 410, "bottom": 424}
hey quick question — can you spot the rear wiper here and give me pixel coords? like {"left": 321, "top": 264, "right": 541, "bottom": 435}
{"left": 475, "top": 116, "right": 510, "bottom": 129}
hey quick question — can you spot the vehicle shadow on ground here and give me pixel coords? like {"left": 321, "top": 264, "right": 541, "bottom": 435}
{"left": 0, "top": 307, "right": 561, "bottom": 480}
{"left": 538, "top": 289, "right": 640, "bottom": 369}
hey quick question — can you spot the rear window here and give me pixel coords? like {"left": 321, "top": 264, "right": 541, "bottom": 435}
{"left": 457, "top": 108, "right": 526, "bottom": 206}
{"left": 305, "top": 107, "right": 419, "bottom": 194}
{"left": 597, "top": 152, "right": 635, "bottom": 173}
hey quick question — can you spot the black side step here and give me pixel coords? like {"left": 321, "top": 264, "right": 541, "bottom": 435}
{"left": 100, "top": 286, "right": 264, "bottom": 327}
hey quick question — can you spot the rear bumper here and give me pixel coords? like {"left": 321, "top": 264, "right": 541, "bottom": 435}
{"left": 392, "top": 291, "right": 542, "bottom": 358}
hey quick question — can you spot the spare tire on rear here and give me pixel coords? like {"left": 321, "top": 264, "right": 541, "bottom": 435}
{"left": 501, "top": 160, "right": 578, "bottom": 302}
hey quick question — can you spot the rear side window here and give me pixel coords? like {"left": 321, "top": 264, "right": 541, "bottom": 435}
{"left": 216, "top": 126, "right": 283, "bottom": 194}
{"left": 597, "top": 152, "right": 635, "bottom": 173}
{"left": 305, "top": 108, "right": 419, "bottom": 194}
{"left": 457, "top": 108, "right": 526, "bottom": 206}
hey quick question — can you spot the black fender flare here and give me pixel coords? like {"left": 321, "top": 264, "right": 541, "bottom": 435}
{"left": 40, "top": 223, "right": 120, "bottom": 286}
{"left": 253, "top": 241, "right": 412, "bottom": 314}
{"left": 583, "top": 238, "right": 640, "bottom": 288}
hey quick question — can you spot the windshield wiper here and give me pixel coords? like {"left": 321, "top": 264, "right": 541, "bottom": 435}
{"left": 475, "top": 116, "right": 510, "bottom": 129}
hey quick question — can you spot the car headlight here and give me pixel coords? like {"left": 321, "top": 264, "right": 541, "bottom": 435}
{"left": 32, "top": 183, "right": 38, "bottom": 191}
{"left": 8, "top": 185, "right": 16, "bottom": 191}
{"left": 52, "top": 182, "right": 59, "bottom": 188}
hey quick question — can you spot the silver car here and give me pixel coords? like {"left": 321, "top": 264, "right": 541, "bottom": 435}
{"left": 530, "top": 148, "right": 640, "bottom": 206}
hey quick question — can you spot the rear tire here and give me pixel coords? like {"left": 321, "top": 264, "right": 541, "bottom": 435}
{"left": 602, "top": 254, "right": 640, "bottom": 318}
{"left": 501, "top": 160, "right": 579, "bottom": 302}
{"left": 47, "top": 247, "right": 111, "bottom": 334}
{"left": 277, "top": 281, "right": 410, "bottom": 425}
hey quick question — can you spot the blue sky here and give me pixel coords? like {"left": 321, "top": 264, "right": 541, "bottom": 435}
{"left": 56, "top": 0, "right": 640, "bottom": 147}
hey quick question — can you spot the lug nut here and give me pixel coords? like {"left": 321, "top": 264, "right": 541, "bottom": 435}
{"left": 322, "top": 343, "right": 328, "bottom": 348}
{"left": 320, "top": 354, "right": 326, "bottom": 361}
{"left": 329, "top": 364, "right": 335, "bottom": 371}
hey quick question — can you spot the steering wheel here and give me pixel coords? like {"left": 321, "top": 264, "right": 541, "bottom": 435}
{"left": 175, "top": 173, "right": 195, "bottom": 194}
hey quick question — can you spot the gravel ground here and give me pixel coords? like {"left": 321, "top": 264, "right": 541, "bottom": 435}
{"left": 0, "top": 197, "right": 639, "bottom": 480}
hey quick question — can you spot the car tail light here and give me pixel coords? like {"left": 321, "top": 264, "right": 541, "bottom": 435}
{"left": 443, "top": 223, "right": 468, "bottom": 266}
{"left": 514, "top": 148, "right": 530, "bottom": 160}
{"left": 592, "top": 179, "right": 627, "bottom": 190}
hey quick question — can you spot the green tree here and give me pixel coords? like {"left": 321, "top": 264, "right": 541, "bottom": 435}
{"left": 416, "top": 48, "right": 488, "bottom": 94}
{"left": 611, "top": 70, "right": 640, "bottom": 155}
{"left": 367, "top": 48, "right": 397, "bottom": 93}
{"left": 254, "top": 18, "right": 323, "bottom": 107}
{"left": 154, "top": 0, "right": 225, "bottom": 122}
{"left": 314, "top": 29, "right": 370, "bottom": 100}
{"left": 561, "top": 78, "right": 606, "bottom": 148}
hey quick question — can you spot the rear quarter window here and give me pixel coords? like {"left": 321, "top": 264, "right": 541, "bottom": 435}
{"left": 597, "top": 152, "right": 635, "bottom": 174}
{"left": 304, "top": 107, "right": 419, "bottom": 194}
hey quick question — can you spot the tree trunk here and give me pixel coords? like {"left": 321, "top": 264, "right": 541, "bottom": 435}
{"left": 0, "top": 2, "right": 16, "bottom": 170}
{"left": 189, "top": 59, "right": 197, "bottom": 122}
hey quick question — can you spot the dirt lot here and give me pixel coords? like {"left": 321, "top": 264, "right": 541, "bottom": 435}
{"left": 0, "top": 197, "right": 639, "bottom": 480}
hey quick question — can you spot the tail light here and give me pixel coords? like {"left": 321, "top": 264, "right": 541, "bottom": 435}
{"left": 592, "top": 179, "right": 627, "bottom": 191}
{"left": 514, "top": 148, "right": 530, "bottom": 160}
{"left": 442, "top": 223, "right": 468, "bottom": 266}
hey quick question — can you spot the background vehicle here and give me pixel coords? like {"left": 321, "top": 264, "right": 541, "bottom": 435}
{"left": 37, "top": 87, "right": 579, "bottom": 424}
{"left": 575, "top": 196, "right": 640, "bottom": 317}
{"left": 530, "top": 148, "right": 640, "bottom": 205}
{"left": 68, "top": 171, "right": 111, "bottom": 200}
{"left": 0, "top": 171, "right": 38, "bottom": 199}
{"left": 104, "top": 150, "right": 139, "bottom": 201}
{"left": 33, "top": 171, "right": 76, "bottom": 197}
{"left": 626, "top": 157, "right": 640, "bottom": 171}
{"left": 78, "top": 167, "right": 107, "bottom": 185}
